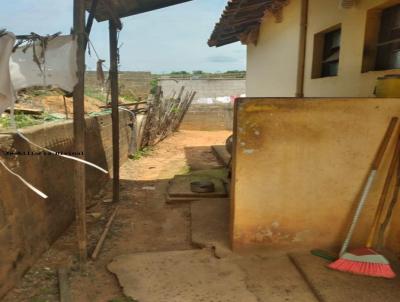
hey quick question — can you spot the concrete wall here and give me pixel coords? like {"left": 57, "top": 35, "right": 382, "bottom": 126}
{"left": 0, "top": 111, "right": 133, "bottom": 298}
{"left": 159, "top": 78, "right": 246, "bottom": 101}
{"left": 246, "top": 0, "right": 400, "bottom": 97}
{"left": 180, "top": 104, "right": 233, "bottom": 131}
{"left": 86, "top": 71, "right": 152, "bottom": 99}
{"left": 232, "top": 98, "right": 400, "bottom": 254}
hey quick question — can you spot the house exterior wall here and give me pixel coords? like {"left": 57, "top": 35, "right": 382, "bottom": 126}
{"left": 232, "top": 98, "right": 400, "bottom": 254}
{"left": 246, "top": 0, "right": 301, "bottom": 97}
{"left": 246, "top": 0, "right": 400, "bottom": 97}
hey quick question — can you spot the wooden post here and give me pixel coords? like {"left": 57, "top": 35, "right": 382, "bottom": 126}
{"left": 58, "top": 268, "right": 72, "bottom": 302}
{"left": 84, "top": 0, "right": 99, "bottom": 52}
{"left": 109, "top": 20, "right": 120, "bottom": 203}
{"left": 73, "top": 0, "right": 87, "bottom": 264}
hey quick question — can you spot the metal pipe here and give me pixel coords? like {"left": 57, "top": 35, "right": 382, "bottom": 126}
{"left": 295, "top": 0, "right": 308, "bottom": 98}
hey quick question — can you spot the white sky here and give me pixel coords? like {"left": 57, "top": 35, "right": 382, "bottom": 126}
{"left": 1, "top": 0, "right": 246, "bottom": 73}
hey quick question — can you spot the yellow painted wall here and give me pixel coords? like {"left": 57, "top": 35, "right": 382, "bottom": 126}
{"left": 246, "top": 0, "right": 400, "bottom": 97}
{"left": 232, "top": 98, "right": 400, "bottom": 254}
{"left": 246, "top": 0, "right": 301, "bottom": 96}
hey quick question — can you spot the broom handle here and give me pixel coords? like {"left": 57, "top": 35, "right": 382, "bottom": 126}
{"left": 377, "top": 154, "right": 400, "bottom": 249}
{"left": 366, "top": 136, "right": 400, "bottom": 248}
{"left": 339, "top": 117, "right": 398, "bottom": 256}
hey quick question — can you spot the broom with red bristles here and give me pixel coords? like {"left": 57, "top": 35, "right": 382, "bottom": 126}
{"left": 328, "top": 117, "right": 398, "bottom": 279}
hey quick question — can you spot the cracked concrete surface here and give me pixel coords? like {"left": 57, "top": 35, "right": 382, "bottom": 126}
{"left": 108, "top": 249, "right": 259, "bottom": 302}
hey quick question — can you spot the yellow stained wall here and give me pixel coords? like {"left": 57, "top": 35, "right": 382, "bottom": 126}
{"left": 232, "top": 98, "right": 400, "bottom": 253}
{"left": 246, "top": 0, "right": 400, "bottom": 97}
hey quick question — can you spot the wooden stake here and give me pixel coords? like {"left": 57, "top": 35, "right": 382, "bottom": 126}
{"left": 91, "top": 206, "right": 120, "bottom": 260}
{"left": 58, "top": 268, "right": 72, "bottom": 302}
{"left": 63, "top": 96, "right": 69, "bottom": 119}
{"left": 109, "top": 20, "right": 120, "bottom": 203}
{"left": 73, "top": 0, "right": 88, "bottom": 265}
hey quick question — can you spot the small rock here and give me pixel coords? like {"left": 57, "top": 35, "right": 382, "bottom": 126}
{"left": 89, "top": 212, "right": 102, "bottom": 219}
{"left": 142, "top": 186, "right": 155, "bottom": 191}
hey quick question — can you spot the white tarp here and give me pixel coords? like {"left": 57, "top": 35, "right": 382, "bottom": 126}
{"left": 10, "top": 35, "right": 78, "bottom": 92}
{"left": 0, "top": 33, "right": 106, "bottom": 199}
{"left": 0, "top": 33, "right": 16, "bottom": 114}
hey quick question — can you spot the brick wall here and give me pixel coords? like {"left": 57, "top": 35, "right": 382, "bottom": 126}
{"left": 0, "top": 111, "right": 133, "bottom": 298}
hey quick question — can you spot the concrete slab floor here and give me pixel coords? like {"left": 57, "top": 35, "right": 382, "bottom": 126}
{"left": 108, "top": 249, "right": 318, "bottom": 302}
{"left": 191, "top": 198, "right": 231, "bottom": 258}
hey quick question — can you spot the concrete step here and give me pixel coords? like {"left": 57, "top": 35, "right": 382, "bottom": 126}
{"left": 212, "top": 145, "right": 231, "bottom": 167}
{"left": 289, "top": 252, "right": 400, "bottom": 302}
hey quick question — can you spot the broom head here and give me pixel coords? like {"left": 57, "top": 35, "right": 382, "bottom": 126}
{"left": 328, "top": 248, "right": 396, "bottom": 279}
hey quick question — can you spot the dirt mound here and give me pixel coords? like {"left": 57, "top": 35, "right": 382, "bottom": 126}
{"left": 14, "top": 91, "right": 105, "bottom": 116}
{"left": 39, "top": 95, "right": 104, "bottom": 115}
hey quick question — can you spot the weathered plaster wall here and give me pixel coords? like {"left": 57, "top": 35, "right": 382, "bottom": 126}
{"left": 246, "top": 0, "right": 400, "bottom": 97}
{"left": 0, "top": 111, "right": 133, "bottom": 298}
{"left": 246, "top": 0, "right": 301, "bottom": 97}
{"left": 180, "top": 104, "right": 233, "bottom": 131}
{"left": 232, "top": 98, "right": 400, "bottom": 254}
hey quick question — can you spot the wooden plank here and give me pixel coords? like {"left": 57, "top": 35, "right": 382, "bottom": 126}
{"left": 99, "top": 101, "right": 148, "bottom": 108}
{"left": 86, "top": 0, "right": 193, "bottom": 22}
{"left": 91, "top": 206, "right": 120, "bottom": 260}
{"left": 58, "top": 268, "right": 72, "bottom": 302}
{"left": 109, "top": 20, "right": 120, "bottom": 203}
{"left": 5, "top": 107, "right": 43, "bottom": 115}
{"left": 102, "top": 0, "right": 123, "bottom": 29}
{"left": 73, "top": 0, "right": 88, "bottom": 265}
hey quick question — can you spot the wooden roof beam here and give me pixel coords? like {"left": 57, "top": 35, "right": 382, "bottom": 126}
{"left": 100, "top": 0, "right": 122, "bottom": 30}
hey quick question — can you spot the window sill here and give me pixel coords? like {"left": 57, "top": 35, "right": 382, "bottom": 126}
{"left": 361, "top": 69, "right": 400, "bottom": 75}
{"left": 311, "top": 75, "right": 339, "bottom": 80}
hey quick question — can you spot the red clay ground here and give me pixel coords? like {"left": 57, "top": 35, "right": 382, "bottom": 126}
{"left": 2, "top": 130, "right": 231, "bottom": 302}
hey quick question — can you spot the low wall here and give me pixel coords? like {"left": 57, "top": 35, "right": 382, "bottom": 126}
{"left": 0, "top": 111, "right": 133, "bottom": 298}
{"left": 86, "top": 71, "right": 152, "bottom": 99}
{"left": 180, "top": 104, "right": 233, "bottom": 131}
{"left": 159, "top": 78, "right": 245, "bottom": 101}
{"left": 232, "top": 98, "right": 400, "bottom": 255}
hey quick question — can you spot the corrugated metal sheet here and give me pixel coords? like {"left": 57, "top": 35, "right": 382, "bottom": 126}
{"left": 85, "top": 0, "right": 192, "bottom": 21}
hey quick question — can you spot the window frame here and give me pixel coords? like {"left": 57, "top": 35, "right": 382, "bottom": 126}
{"left": 311, "top": 24, "right": 342, "bottom": 79}
{"left": 375, "top": 4, "right": 400, "bottom": 70}
{"left": 362, "top": 2, "right": 400, "bottom": 73}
